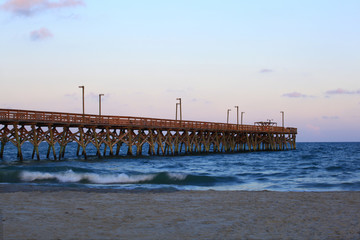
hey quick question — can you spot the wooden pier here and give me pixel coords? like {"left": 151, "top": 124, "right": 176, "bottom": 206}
{"left": 0, "top": 109, "right": 297, "bottom": 161}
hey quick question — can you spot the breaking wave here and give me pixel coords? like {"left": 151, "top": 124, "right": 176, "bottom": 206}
{"left": 17, "top": 170, "right": 223, "bottom": 186}
{"left": 20, "top": 170, "right": 154, "bottom": 184}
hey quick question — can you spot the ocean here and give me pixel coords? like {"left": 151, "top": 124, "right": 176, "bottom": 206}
{"left": 0, "top": 142, "right": 359, "bottom": 191}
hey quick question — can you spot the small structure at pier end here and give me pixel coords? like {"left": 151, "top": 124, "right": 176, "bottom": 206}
{"left": 0, "top": 109, "right": 297, "bottom": 161}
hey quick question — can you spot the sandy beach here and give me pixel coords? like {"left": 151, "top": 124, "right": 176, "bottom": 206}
{"left": 1, "top": 186, "right": 360, "bottom": 240}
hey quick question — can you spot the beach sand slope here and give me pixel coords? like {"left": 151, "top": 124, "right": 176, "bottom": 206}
{"left": 1, "top": 190, "right": 360, "bottom": 239}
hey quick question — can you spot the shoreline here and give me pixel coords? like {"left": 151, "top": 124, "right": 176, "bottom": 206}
{"left": 1, "top": 186, "right": 360, "bottom": 239}
{"left": 0, "top": 184, "right": 181, "bottom": 193}
{"left": 2, "top": 183, "right": 360, "bottom": 193}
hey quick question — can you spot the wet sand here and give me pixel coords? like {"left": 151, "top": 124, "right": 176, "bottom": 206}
{"left": 1, "top": 186, "right": 360, "bottom": 240}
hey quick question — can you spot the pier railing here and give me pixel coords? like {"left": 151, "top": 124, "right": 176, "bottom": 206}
{"left": 0, "top": 108, "right": 297, "bottom": 134}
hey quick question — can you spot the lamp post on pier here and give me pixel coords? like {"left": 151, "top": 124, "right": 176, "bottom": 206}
{"left": 234, "top": 106, "right": 239, "bottom": 128}
{"left": 241, "top": 112, "right": 245, "bottom": 125}
{"left": 99, "top": 94, "right": 104, "bottom": 116}
{"left": 78, "top": 86, "right": 85, "bottom": 115}
{"left": 176, "top": 98, "right": 182, "bottom": 121}
{"left": 176, "top": 103, "right": 180, "bottom": 120}
{"left": 280, "top": 111, "right": 284, "bottom": 128}
{"left": 227, "top": 109, "right": 231, "bottom": 124}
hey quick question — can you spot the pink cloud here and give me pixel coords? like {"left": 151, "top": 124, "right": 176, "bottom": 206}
{"left": 282, "top": 92, "right": 309, "bottom": 98}
{"left": 30, "top": 27, "right": 53, "bottom": 40}
{"left": 326, "top": 88, "right": 360, "bottom": 95}
{"left": 1, "top": 0, "right": 84, "bottom": 16}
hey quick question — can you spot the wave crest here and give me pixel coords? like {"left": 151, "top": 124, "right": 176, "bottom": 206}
{"left": 20, "top": 170, "right": 155, "bottom": 184}
{"left": 19, "top": 170, "right": 219, "bottom": 186}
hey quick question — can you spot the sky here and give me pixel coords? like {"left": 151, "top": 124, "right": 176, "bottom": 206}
{"left": 0, "top": 0, "right": 359, "bottom": 142}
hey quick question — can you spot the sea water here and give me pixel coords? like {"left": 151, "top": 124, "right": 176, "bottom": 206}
{"left": 0, "top": 142, "right": 359, "bottom": 191}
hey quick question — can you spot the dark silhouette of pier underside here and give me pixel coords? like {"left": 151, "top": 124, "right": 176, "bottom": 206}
{"left": 0, "top": 109, "right": 297, "bottom": 161}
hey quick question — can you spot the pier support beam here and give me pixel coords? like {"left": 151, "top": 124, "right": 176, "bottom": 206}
{"left": 31, "top": 125, "right": 40, "bottom": 160}
{"left": 13, "top": 124, "right": 23, "bottom": 161}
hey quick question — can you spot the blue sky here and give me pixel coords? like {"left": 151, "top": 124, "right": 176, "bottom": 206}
{"left": 1, "top": 0, "right": 360, "bottom": 141}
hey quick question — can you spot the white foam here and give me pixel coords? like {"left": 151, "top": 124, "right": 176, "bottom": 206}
{"left": 84, "top": 172, "right": 155, "bottom": 184}
{"left": 167, "top": 172, "right": 187, "bottom": 181}
{"left": 20, "top": 170, "right": 155, "bottom": 184}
